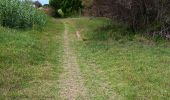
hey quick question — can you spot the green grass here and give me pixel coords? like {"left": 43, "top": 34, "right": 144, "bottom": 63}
{"left": 1, "top": 17, "right": 170, "bottom": 100}
{"left": 69, "top": 18, "right": 170, "bottom": 99}
{"left": 0, "top": 18, "right": 64, "bottom": 99}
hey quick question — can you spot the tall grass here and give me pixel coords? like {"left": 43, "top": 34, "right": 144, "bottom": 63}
{"left": 0, "top": 0, "right": 47, "bottom": 29}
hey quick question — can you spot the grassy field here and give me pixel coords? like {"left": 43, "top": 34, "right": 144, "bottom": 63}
{"left": 0, "top": 17, "right": 170, "bottom": 100}
{"left": 68, "top": 18, "right": 170, "bottom": 99}
{"left": 0, "top": 19, "right": 64, "bottom": 99}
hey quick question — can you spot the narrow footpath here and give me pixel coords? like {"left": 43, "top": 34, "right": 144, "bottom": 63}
{"left": 58, "top": 21, "right": 88, "bottom": 100}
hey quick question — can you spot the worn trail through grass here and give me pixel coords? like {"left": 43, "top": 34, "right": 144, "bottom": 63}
{"left": 58, "top": 19, "right": 119, "bottom": 100}
{"left": 1, "top": 18, "right": 169, "bottom": 100}
{"left": 58, "top": 20, "right": 88, "bottom": 100}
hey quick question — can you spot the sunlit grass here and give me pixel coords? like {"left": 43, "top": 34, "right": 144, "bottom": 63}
{"left": 0, "top": 19, "right": 64, "bottom": 99}
{"left": 70, "top": 18, "right": 170, "bottom": 99}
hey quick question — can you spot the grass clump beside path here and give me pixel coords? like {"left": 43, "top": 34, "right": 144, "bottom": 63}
{"left": 0, "top": 19, "right": 64, "bottom": 99}
{"left": 0, "top": 0, "right": 47, "bottom": 29}
{"left": 70, "top": 18, "right": 170, "bottom": 99}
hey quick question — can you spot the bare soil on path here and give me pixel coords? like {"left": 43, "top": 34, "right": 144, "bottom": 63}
{"left": 58, "top": 21, "right": 88, "bottom": 100}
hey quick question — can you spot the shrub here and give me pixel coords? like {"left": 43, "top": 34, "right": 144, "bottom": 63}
{"left": 0, "top": 0, "right": 47, "bottom": 29}
{"left": 50, "top": 0, "right": 83, "bottom": 17}
{"left": 88, "top": 0, "right": 170, "bottom": 39}
{"left": 58, "top": 9, "right": 64, "bottom": 17}
{"left": 41, "top": 7, "right": 55, "bottom": 16}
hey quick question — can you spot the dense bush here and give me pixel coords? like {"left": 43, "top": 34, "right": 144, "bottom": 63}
{"left": 0, "top": 0, "right": 47, "bottom": 29}
{"left": 50, "top": 0, "right": 83, "bottom": 17}
{"left": 86, "top": 0, "right": 170, "bottom": 39}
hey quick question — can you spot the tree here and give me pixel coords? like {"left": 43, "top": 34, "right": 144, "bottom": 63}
{"left": 87, "top": 0, "right": 170, "bottom": 38}
{"left": 34, "top": 1, "right": 42, "bottom": 8}
{"left": 50, "top": 0, "right": 83, "bottom": 17}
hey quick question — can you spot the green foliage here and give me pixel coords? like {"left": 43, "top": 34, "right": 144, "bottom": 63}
{"left": 0, "top": 0, "right": 47, "bottom": 29}
{"left": 82, "top": 0, "right": 93, "bottom": 8}
{"left": 50, "top": 0, "right": 83, "bottom": 17}
{"left": 90, "top": 0, "right": 170, "bottom": 39}
{"left": 58, "top": 9, "right": 64, "bottom": 17}
{"left": 0, "top": 19, "right": 64, "bottom": 99}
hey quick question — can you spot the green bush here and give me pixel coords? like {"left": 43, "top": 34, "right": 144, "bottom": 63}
{"left": 0, "top": 0, "right": 47, "bottom": 29}
{"left": 50, "top": 0, "right": 82, "bottom": 17}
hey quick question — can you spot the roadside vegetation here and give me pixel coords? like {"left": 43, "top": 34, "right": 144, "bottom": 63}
{"left": 69, "top": 18, "right": 170, "bottom": 99}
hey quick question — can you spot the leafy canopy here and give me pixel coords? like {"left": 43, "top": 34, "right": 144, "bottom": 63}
{"left": 50, "top": 0, "right": 83, "bottom": 17}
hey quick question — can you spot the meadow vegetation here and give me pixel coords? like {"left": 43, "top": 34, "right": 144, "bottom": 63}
{"left": 0, "top": 0, "right": 170, "bottom": 99}
{"left": 0, "top": 0, "right": 47, "bottom": 29}
{"left": 0, "top": 18, "right": 64, "bottom": 99}
{"left": 0, "top": 0, "right": 64, "bottom": 99}
{"left": 69, "top": 18, "right": 170, "bottom": 99}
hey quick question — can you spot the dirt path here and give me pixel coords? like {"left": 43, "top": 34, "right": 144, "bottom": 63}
{"left": 58, "top": 21, "right": 88, "bottom": 100}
